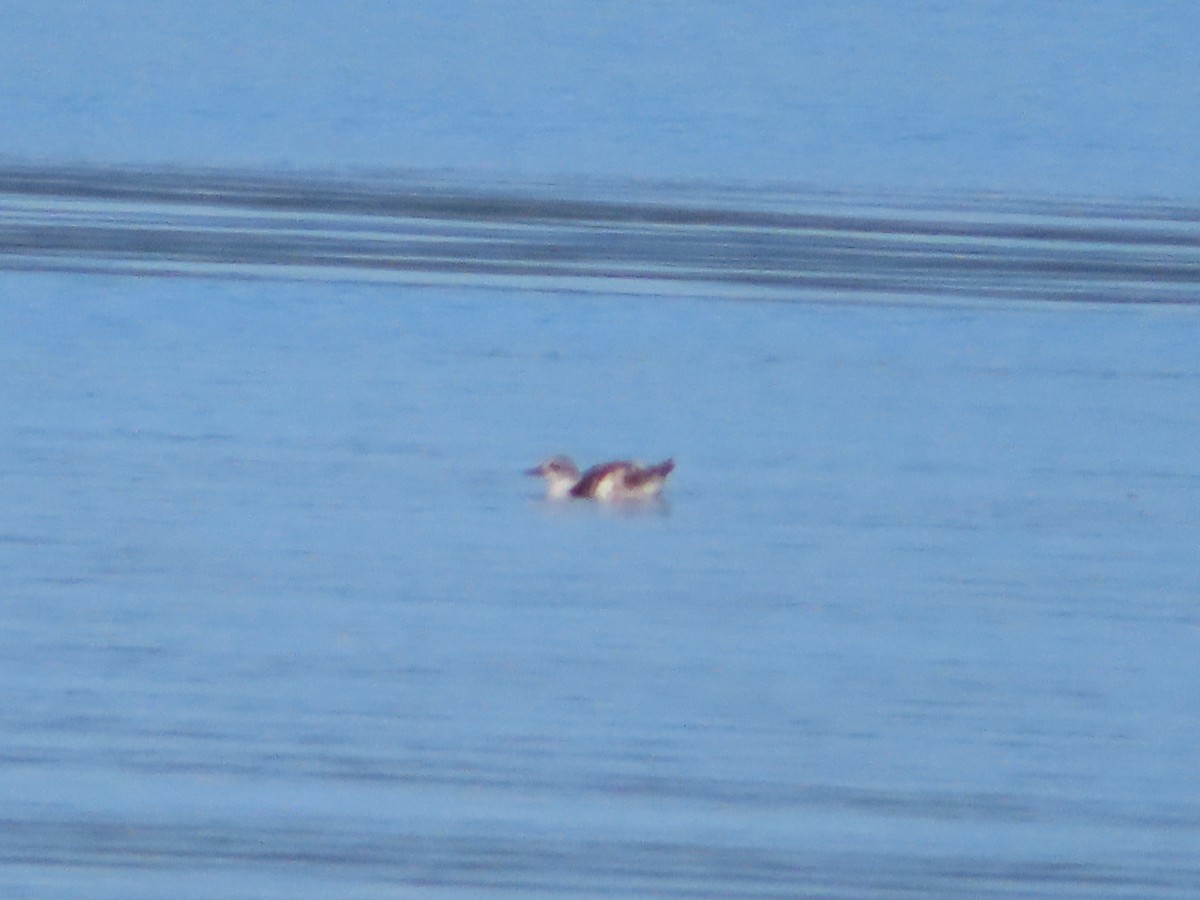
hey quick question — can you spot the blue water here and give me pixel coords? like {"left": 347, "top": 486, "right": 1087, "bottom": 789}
{"left": 5, "top": 2, "right": 1200, "bottom": 198}
{"left": 3, "top": 3, "right": 1200, "bottom": 897}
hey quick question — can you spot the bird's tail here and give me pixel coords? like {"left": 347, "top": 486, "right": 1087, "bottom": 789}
{"left": 649, "top": 458, "right": 676, "bottom": 478}
{"left": 625, "top": 458, "right": 675, "bottom": 489}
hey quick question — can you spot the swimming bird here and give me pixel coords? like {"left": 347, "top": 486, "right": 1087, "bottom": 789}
{"left": 526, "top": 455, "right": 675, "bottom": 501}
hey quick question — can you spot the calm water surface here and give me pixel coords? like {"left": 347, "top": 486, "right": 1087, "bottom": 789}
{"left": 2, "top": 171, "right": 1199, "bottom": 897}
{"left": 7, "top": 2, "right": 1200, "bottom": 894}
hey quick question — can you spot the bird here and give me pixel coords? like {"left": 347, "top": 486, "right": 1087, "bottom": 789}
{"left": 526, "top": 455, "right": 675, "bottom": 501}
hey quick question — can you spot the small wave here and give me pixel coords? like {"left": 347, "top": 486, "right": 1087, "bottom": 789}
{"left": 2, "top": 162, "right": 1199, "bottom": 305}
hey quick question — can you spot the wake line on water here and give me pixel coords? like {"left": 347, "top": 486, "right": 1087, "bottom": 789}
{"left": 2, "top": 162, "right": 1199, "bottom": 305}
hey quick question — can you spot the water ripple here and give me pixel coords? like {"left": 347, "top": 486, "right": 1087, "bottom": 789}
{"left": 3, "top": 163, "right": 1199, "bottom": 304}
